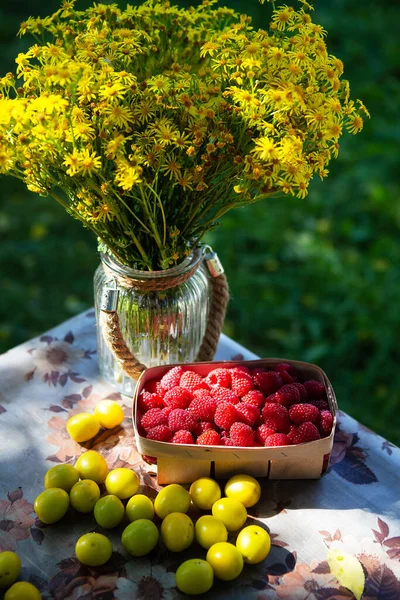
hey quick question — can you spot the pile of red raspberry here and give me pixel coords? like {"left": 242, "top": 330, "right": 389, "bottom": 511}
{"left": 136, "top": 363, "right": 333, "bottom": 447}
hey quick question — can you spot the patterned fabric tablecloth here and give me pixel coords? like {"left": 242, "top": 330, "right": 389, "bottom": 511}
{"left": 0, "top": 310, "right": 399, "bottom": 600}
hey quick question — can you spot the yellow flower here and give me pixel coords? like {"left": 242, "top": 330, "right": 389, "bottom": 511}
{"left": 305, "top": 106, "right": 327, "bottom": 130}
{"left": 0, "top": 147, "right": 14, "bottom": 173}
{"left": 323, "top": 118, "right": 343, "bottom": 140}
{"left": 133, "top": 100, "right": 156, "bottom": 123}
{"left": 63, "top": 149, "right": 80, "bottom": 176}
{"left": 176, "top": 171, "right": 193, "bottom": 191}
{"left": 173, "top": 132, "right": 191, "bottom": 149}
{"left": 357, "top": 99, "right": 370, "bottom": 119}
{"left": 42, "top": 43, "right": 66, "bottom": 62}
{"left": 99, "top": 82, "right": 126, "bottom": 102}
{"left": 324, "top": 97, "right": 342, "bottom": 114}
{"left": 77, "top": 149, "right": 101, "bottom": 175}
{"left": 252, "top": 137, "right": 277, "bottom": 161}
{"left": 278, "top": 179, "right": 293, "bottom": 195}
{"left": 106, "top": 134, "right": 126, "bottom": 159}
{"left": 96, "top": 203, "right": 114, "bottom": 222}
{"left": 147, "top": 75, "right": 170, "bottom": 94}
{"left": 0, "top": 0, "right": 366, "bottom": 270}
{"left": 160, "top": 155, "right": 181, "bottom": 180}
{"left": 103, "top": 104, "right": 133, "bottom": 128}
{"left": 69, "top": 121, "right": 95, "bottom": 141}
{"left": 278, "top": 136, "right": 303, "bottom": 164}
{"left": 200, "top": 41, "right": 220, "bottom": 57}
{"left": 229, "top": 87, "right": 260, "bottom": 108}
{"left": 15, "top": 52, "right": 30, "bottom": 73}
{"left": 154, "top": 121, "right": 178, "bottom": 146}
{"left": 296, "top": 181, "right": 308, "bottom": 199}
{"left": 272, "top": 6, "right": 294, "bottom": 31}
{"left": 52, "top": 64, "right": 73, "bottom": 86}
{"left": 346, "top": 114, "right": 363, "bottom": 134}
{"left": 115, "top": 160, "right": 142, "bottom": 190}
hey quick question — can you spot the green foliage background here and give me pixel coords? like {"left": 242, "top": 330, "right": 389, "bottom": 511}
{"left": 1, "top": 0, "right": 399, "bottom": 445}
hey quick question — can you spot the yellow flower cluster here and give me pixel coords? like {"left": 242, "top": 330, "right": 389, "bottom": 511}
{"left": 0, "top": 0, "right": 368, "bottom": 270}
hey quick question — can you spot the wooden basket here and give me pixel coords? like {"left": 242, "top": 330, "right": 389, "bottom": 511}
{"left": 132, "top": 359, "right": 337, "bottom": 484}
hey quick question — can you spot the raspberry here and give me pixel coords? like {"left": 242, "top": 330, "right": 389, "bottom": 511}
{"left": 143, "top": 379, "right": 159, "bottom": 394}
{"left": 252, "top": 369, "right": 282, "bottom": 396}
{"left": 197, "top": 430, "right": 221, "bottom": 445}
{"left": 280, "top": 370, "right": 296, "bottom": 384}
{"left": 289, "top": 403, "right": 320, "bottom": 424}
{"left": 230, "top": 422, "right": 255, "bottom": 447}
{"left": 163, "top": 386, "right": 193, "bottom": 409}
{"left": 180, "top": 370, "right": 209, "bottom": 393}
{"left": 261, "top": 403, "right": 290, "bottom": 433}
{"left": 193, "top": 389, "right": 213, "bottom": 400}
{"left": 275, "top": 384, "right": 301, "bottom": 407}
{"left": 236, "top": 403, "right": 259, "bottom": 426}
{"left": 309, "top": 399, "right": 329, "bottom": 411}
{"left": 214, "top": 401, "right": 239, "bottom": 430}
{"left": 231, "top": 371, "right": 254, "bottom": 396}
{"left": 188, "top": 396, "right": 216, "bottom": 421}
{"left": 194, "top": 421, "right": 215, "bottom": 436}
{"left": 274, "top": 363, "right": 297, "bottom": 383}
{"left": 303, "top": 380, "right": 326, "bottom": 400}
{"left": 264, "top": 433, "right": 292, "bottom": 447}
{"left": 141, "top": 408, "right": 168, "bottom": 431}
{"left": 138, "top": 391, "right": 163, "bottom": 414}
{"left": 265, "top": 393, "right": 278, "bottom": 403}
{"left": 295, "top": 421, "right": 321, "bottom": 443}
{"left": 160, "top": 366, "right": 185, "bottom": 391}
{"left": 291, "top": 383, "right": 308, "bottom": 402}
{"left": 256, "top": 425, "right": 276, "bottom": 445}
{"left": 220, "top": 436, "right": 236, "bottom": 446}
{"left": 241, "top": 390, "right": 265, "bottom": 409}
{"left": 146, "top": 425, "right": 172, "bottom": 442}
{"left": 211, "top": 387, "right": 240, "bottom": 405}
{"left": 155, "top": 382, "right": 166, "bottom": 398}
{"left": 168, "top": 408, "right": 198, "bottom": 433}
{"left": 274, "top": 362, "right": 296, "bottom": 375}
{"left": 230, "top": 366, "right": 251, "bottom": 375}
{"left": 287, "top": 425, "right": 298, "bottom": 444}
{"left": 171, "top": 430, "right": 194, "bottom": 444}
{"left": 206, "top": 368, "right": 231, "bottom": 388}
{"left": 318, "top": 410, "right": 333, "bottom": 437}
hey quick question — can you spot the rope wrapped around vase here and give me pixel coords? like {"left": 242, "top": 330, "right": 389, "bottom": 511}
{"left": 99, "top": 248, "right": 229, "bottom": 380}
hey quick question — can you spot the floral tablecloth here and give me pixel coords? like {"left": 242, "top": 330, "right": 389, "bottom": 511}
{"left": 0, "top": 310, "right": 399, "bottom": 599}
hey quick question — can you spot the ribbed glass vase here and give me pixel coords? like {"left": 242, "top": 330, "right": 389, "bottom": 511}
{"left": 94, "top": 248, "right": 211, "bottom": 396}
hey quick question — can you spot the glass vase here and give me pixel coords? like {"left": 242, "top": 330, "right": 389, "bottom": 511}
{"left": 94, "top": 248, "right": 211, "bottom": 396}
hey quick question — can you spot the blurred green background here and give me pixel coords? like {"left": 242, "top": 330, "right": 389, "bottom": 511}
{"left": 1, "top": 0, "right": 399, "bottom": 445}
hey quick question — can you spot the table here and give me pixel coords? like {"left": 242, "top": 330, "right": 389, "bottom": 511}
{"left": 0, "top": 309, "right": 399, "bottom": 600}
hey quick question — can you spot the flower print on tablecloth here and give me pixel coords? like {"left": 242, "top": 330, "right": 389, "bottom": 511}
{"left": 24, "top": 331, "right": 95, "bottom": 386}
{"left": 262, "top": 560, "right": 352, "bottom": 600}
{"left": 45, "top": 387, "right": 153, "bottom": 480}
{"left": 318, "top": 521, "right": 400, "bottom": 600}
{"left": 329, "top": 421, "right": 378, "bottom": 484}
{"left": 115, "top": 562, "right": 176, "bottom": 600}
{"left": 48, "top": 552, "right": 126, "bottom": 600}
{"left": 340, "top": 520, "right": 400, "bottom": 576}
{"left": 371, "top": 517, "right": 400, "bottom": 561}
{"left": 0, "top": 488, "right": 35, "bottom": 552}
{"left": 381, "top": 440, "right": 397, "bottom": 456}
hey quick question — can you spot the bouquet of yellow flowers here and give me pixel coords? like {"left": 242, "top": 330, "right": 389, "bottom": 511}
{"left": 0, "top": 0, "right": 368, "bottom": 271}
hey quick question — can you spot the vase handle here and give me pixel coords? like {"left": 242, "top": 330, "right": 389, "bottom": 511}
{"left": 99, "top": 252, "right": 229, "bottom": 380}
